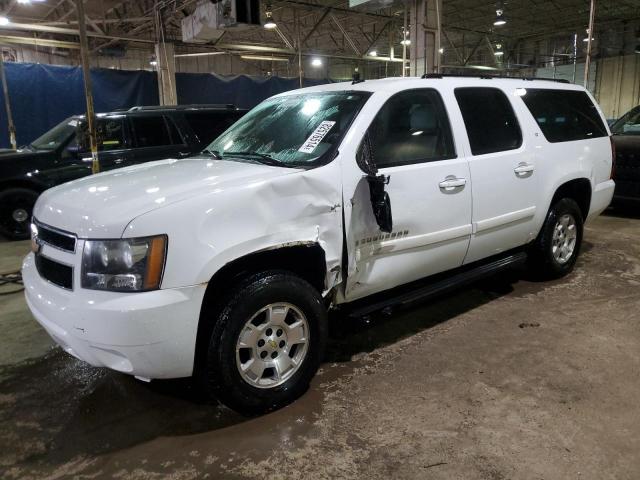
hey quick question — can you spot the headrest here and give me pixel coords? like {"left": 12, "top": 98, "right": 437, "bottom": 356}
{"left": 410, "top": 104, "right": 437, "bottom": 131}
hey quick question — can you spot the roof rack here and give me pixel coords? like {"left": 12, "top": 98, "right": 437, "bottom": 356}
{"left": 127, "top": 104, "right": 238, "bottom": 112}
{"left": 421, "top": 73, "right": 570, "bottom": 84}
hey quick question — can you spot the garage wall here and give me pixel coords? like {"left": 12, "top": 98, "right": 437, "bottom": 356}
{"left": 594, "top": 54, "right": 640, "bottom": 119}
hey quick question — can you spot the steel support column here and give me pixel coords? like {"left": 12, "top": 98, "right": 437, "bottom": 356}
{"left": 75, "top": 0, "right": 99, "bottom": 174}
{"left": 409, "top": 0, "right": 442, "bottom": 77}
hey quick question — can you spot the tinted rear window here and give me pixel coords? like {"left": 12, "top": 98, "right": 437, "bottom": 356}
{"left": 520, "top": 89, "right": 607, "bottom": 143}
{"left": 454, "top": 87, "right": 522, "bottom": 156}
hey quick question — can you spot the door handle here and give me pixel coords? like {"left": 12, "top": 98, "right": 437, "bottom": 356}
{"left": 178, "top": 151, "right": 191, "bottom": 158}
{"left": 438, "top": 177, "right": 467, "bottom": 190}
{"left": 514, "top": 163, "right": 534, "bottom": 175}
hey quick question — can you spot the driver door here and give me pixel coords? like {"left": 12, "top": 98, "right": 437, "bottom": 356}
{"left": 344, "top": 88, "right": 473, "bottom": 301}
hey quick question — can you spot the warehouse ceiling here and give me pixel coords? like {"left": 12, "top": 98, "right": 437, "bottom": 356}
{"left": 0, "top": 0, "right": 638, "bottom": 69}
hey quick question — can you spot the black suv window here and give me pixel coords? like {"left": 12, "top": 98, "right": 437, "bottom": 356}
{"left": 520, "top": 89, "right": 608, "bottom": 142}
{"left": 96, "top": 117, "right": 125, "bottom": 151}
{"left": 368, "top": 89, "right": 456, "bottom": 168}
{"left": 455, "top": 87, "right": 522, "bottom": 156}
{"left": 130, "top": 115, "right": 182, "bottom": 148}
{"left": 184, "top": 111, "right": 242, "bottom": 145}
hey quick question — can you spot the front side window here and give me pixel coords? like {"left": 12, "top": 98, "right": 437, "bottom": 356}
{"left": 520, "top": 89, "right": 608, "bottom": 142}
{"left": 95, "top": 117, "right": 125, "bottom": 151}
{"left": 206, "top": 92, "right": 370, "bottom": 168}
{"left": 63, "top": 116, "right": 126, "bottom": 153}
{"left": 611, "top": 106, "right": 640, "bottom": 136}
{"left": 366, "top": 89, "right": 456, "bottom": 168}
{"left": 455, "top": 87, "right": 522, "bottom": 156}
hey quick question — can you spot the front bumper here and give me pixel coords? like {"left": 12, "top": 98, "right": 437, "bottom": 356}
{"left": 22, "top": 252, "right": 206, "bottom": 379}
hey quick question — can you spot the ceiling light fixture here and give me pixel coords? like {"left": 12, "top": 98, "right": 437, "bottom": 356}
{"left": 240, "top": 55, "right": 289, "bottom": 62}
{"left": 311, "top": 57, "right": 322, "bottom": 67}
{"left": 0, "top": 16, "right": 10, "bottom": 26}
{"left": 493, "top": 1, "right": 506, "bottom": 26}
{"left": 369, "top": 50, "right": 377, "bottom": 57}
{"left": 583, "top": 28, "right": 594, "bottom": 42}
{"left": 264, "top": 5, "right": 276, "bottom": 29}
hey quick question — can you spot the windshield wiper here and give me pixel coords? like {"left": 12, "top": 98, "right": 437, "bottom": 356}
{"left": 203, "top": 149, "right": 222, "bottom": 159}
{"left": 223, "top": 151, "right": 289, "bottom": 168}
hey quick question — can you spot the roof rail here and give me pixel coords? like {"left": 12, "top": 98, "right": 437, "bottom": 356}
{"left": 127, "top": 104, "right": 238, "bottom": 112}
{"left": 421, "top": 73, "right": 570, "bottom": 84}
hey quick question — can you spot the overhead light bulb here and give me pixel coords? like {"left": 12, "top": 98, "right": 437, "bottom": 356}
{"left": 311, "top": 57, "right": 322, "bottom": 67}
{"left": 494, "top": 8, "right": 506, "bottom": 26}
{"left": 264, "top": 10, "right": 276, "bottom": 29}
{"left": 438, "top": 47, "right": 444, "bottom": 54}
{"left": 0, "top": 16, "right": 10, "bottom": 26}
{"left": 369, "top": 50, "right": 377, "bottom": 57}
{"left": 400, "top": 39, "right": 411, "bottom": 46}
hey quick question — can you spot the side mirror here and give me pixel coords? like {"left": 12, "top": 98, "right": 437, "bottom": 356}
{"left": 358, "top": 133, "right": 393, "bottom": 233}
{"left": 367, "top": 174, "right": 393, "bottom": 233}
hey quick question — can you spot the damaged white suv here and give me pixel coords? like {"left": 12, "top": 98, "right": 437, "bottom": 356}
{"left": 23, "top": 76, "right": 614, "bottom": 414}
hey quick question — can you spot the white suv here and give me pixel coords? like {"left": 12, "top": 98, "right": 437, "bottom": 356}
{"left": 23, "top": 76, "right": 615, "bottom": 414}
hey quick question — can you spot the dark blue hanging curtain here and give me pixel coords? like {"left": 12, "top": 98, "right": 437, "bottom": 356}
{"left": 0, "top": 62, "right": 331, "bottom": 148}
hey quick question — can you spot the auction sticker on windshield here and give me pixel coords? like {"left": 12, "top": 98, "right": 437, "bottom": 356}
{"left": 298, "top": 121, "right": 336, "bottom": 154}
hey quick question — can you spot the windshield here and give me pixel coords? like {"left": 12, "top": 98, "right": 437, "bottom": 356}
{"left": 611, "top": 107, "right": 640, "bottom": 136}
{"left": 206, "top": 91, "right": 370, "bottom": 167}
{"left": 31, "top": 117, "right": 78, "bottom": 150}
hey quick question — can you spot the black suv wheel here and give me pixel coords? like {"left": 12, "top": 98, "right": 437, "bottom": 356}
{"left": 0, "top": 188, "right": 38, "bottom": 240}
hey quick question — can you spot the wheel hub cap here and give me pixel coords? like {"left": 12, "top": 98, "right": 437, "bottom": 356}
{"left": 551, "top": 213, "right": 577, "bottom": 265}
{"left": 235, "top": 302, "right": 309, "bottom": 389}
{"left": 12, "top": 208, "right": 28, "bottom": 223}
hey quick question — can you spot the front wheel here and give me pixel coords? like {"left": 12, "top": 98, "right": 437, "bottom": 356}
{"left": 202, "top": 271, "right": 327, "bottom": 415}
{"left": 528, "top": 198, "right": 584, "bottom": 279}
{"left": 0, "top": 188, "right": 39, "bottom": 240}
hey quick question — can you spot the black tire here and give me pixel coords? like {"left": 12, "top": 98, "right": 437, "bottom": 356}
{"left": 0, "top": 188, "right": 39, "bottom": 240}
{"left": 528, "top": 198, "right": 584, "bottom": 279}
{"left": 202, "top": 271, "right": 327, "bottom": 415}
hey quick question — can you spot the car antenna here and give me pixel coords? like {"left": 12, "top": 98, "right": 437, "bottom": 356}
{"left": 352, "top": 67, "right": 364, "bottom": 85}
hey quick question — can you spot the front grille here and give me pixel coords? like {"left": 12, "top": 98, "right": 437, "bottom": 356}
{"left": 34, "top": 219, "right": 76, "bottom": 252}
{"left": 35, "top": 254, "right": 73, "bottom": 290}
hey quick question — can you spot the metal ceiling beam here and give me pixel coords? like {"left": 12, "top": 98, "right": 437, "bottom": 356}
{"left": 0, "top": 22, "right": 156, "bottom": 44}
{"left": 330, "top": 13, "right": 360, "bottom": 56}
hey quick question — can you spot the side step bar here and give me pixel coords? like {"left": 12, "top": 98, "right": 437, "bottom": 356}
{"left": 345, "top": 252, "right": 528, "bottom": 318}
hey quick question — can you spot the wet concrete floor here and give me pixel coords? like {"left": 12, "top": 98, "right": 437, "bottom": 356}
{"left": 1, "top": 210, "right": 640, "bottom": 479}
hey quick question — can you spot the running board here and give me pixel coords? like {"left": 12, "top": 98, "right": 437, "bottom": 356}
{"left": 344, "top": 251, "right": 528, "bottom": 318}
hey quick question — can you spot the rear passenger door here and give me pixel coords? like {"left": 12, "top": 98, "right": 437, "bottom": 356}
{"left": 129, "top": 114, "right": 191, "bottom": 164}
{"left": 454, "top": 87, "right": 539, "bottom": 264}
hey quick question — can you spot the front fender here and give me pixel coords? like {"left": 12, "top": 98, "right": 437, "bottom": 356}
{"left": 123, "top": 161, "right": 344, "bottom": 291}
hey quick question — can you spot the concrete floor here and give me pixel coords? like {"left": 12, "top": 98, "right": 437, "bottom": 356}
{"left": 1, "top": 210, "right": 640, "bottom": 479}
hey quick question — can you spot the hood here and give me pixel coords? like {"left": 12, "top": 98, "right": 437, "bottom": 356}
{"left": 0, "top": 148, "right": 48, "bottom": 162}
{"left": 34, "top": 156, "right": 296, "bottom": 238}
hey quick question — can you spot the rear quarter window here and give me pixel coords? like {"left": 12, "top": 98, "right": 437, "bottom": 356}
{"left": 519, "top": 89, "right": 607, "bottom": 143}
{"left": 184, "top": 111, "right": 243, "bottom": 145}
{"left": 454, "top": 87, "right": 522, "bottom": 156}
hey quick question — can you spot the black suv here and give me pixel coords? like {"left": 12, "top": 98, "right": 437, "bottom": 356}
{"left": 611, "top": 105, "right": 640, "bottom": 205}
{"left": 0, "top": 104, "right": 246, "bottom": 240}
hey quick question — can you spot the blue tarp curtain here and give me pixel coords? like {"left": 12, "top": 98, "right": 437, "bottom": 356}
{"left": 0, "top": 62, "right": 331, "bottom": 148}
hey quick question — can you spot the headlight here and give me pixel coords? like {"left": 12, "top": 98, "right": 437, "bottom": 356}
{"left": 81, "top": 235, "right": 167, "bottom": 292}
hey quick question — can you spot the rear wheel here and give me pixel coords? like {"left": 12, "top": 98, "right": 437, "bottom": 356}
{"left": 0, "top": 188, "right": 38, "bottom": 240}
{"left": 529, "top": 198, "right": 583, "bottom": 279}
{"left": 202, "top": 271, "right": 327, "bottom": 415}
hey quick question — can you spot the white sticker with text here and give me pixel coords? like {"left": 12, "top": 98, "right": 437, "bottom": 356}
{"left": 298, "top": 121, "right": 336, "bottom": 154}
